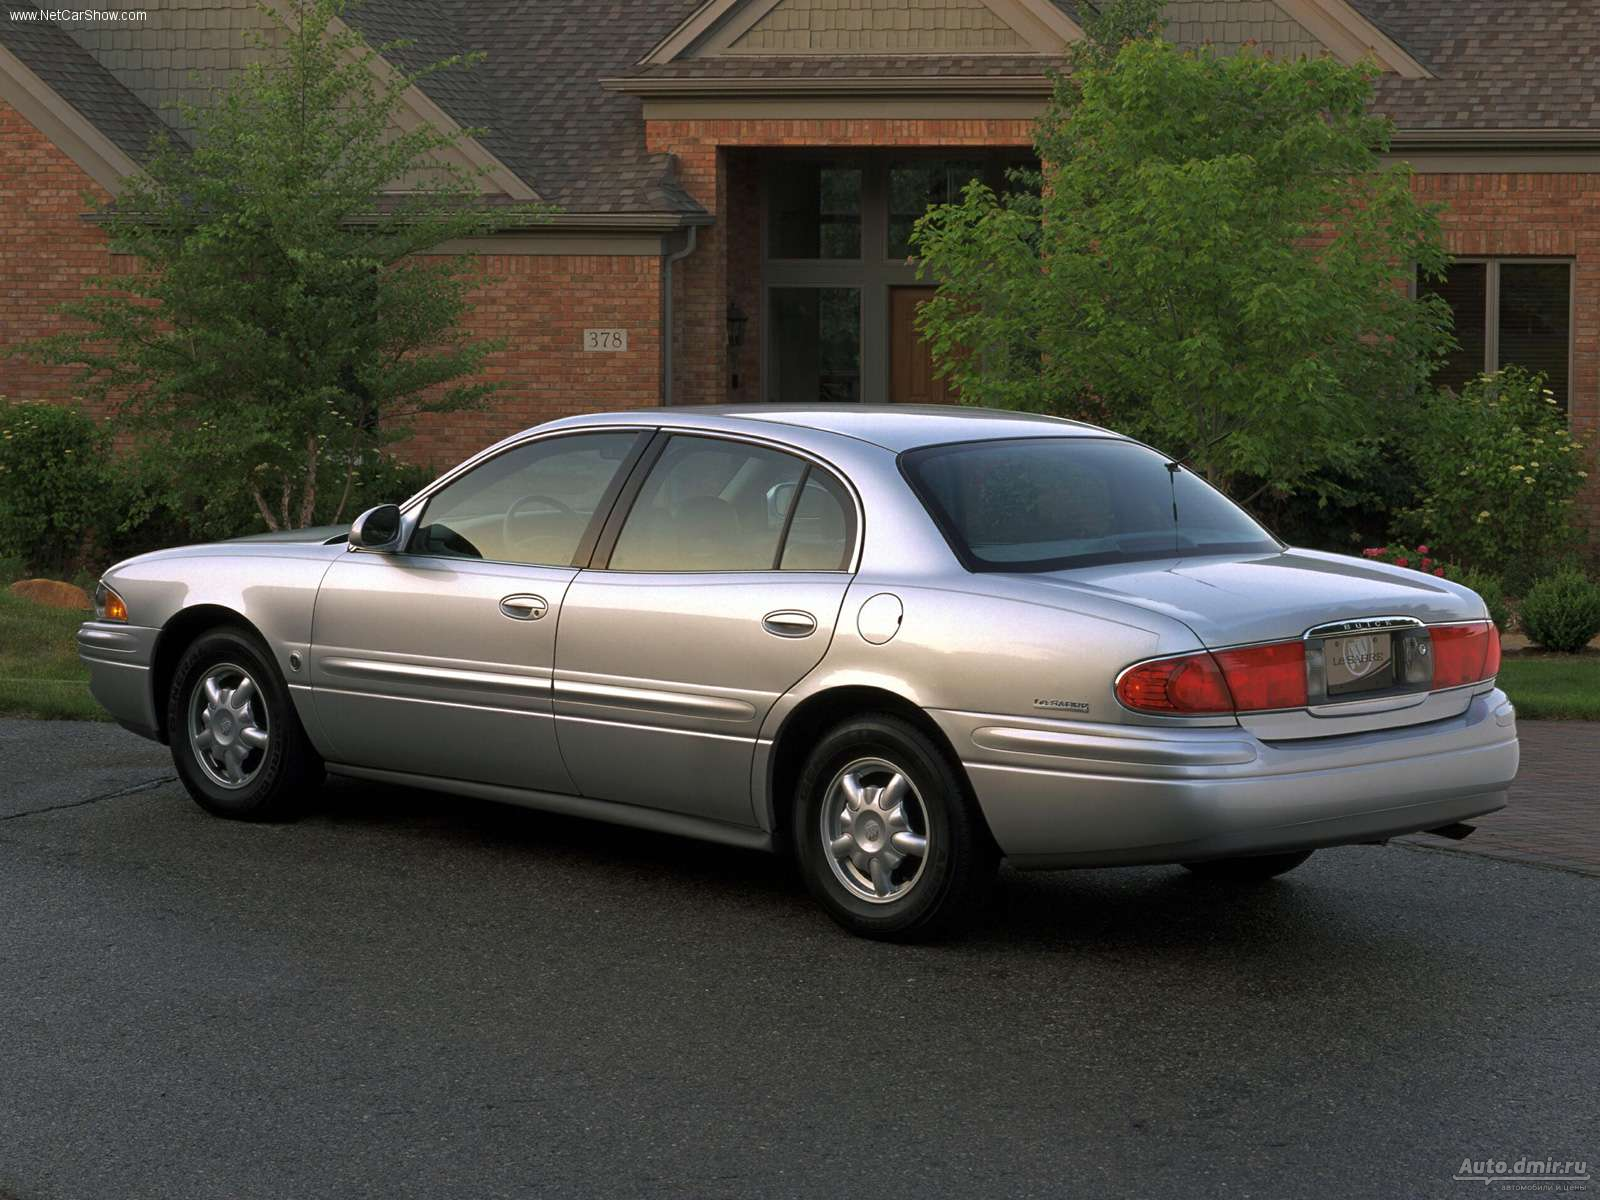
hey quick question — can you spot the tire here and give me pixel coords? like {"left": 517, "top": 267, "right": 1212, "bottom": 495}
{"left": 793, "top": 714, "right": 997, "bottom": 941}
{"left": 1181, "top": 849, "right": 1314, "bottom": 881}
{"left": 165, "top": 626, "right": 323, "bottom": 821}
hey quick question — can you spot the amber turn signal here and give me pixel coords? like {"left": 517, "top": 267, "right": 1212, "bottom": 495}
{"left": 94, "top": 581, "right": 128, "bottom": 623}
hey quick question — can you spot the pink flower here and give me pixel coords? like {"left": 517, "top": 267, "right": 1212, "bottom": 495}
{"left": 1420, "top": 557, "right": 1433, "bottom": 569}
{"left": 1417, "top": 545, "right": 1430, "bottom": 554}
{"left": 1362, "top": 548, "right": 1383, "bottom": 559}
{"left": 1432, "top": 568, "right": 1445, "bottom": 577}
{"left": 1395, "top": 557, "right": 1410, "bottom": 568}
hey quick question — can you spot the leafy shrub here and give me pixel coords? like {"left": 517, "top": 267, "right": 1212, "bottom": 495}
{"left": 1519, "top": 569, "right": 1600, "bottom": 653}
{"left": 1359, "top": 542, "right": 1452, "bottom": 578}
{"left": 1398, "top": 369, "right": 1589, "bottom": 593}
{"left": 99, "top": 446, "right": 438, "bottom": 568}
{"left": 1455, "top": 568, "right": 1511, "bottom": 632}
{"left": 0, "top": 398, "right": 112, "bottom": 575}
{"left": 1249, "top": 438, "right": 1422, "bottom": 554}
{"left": 339, "top": 452, "right": 436, "bottom": 516}
{"left": 1358, "top": 544, "right": 1513, "bottom": 628}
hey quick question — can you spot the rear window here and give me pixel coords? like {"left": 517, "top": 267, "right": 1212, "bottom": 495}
{"left": 900, "top": 437, "right": 1280, "bottom": 572}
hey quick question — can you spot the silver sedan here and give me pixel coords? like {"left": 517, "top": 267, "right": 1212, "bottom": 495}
{"left": 80, "top": 407, "right": 1518, "bottom": 939}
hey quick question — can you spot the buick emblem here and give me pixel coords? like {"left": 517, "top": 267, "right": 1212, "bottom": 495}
{"left": 1341, "top": 636, "right": 1380, "bottom": 678}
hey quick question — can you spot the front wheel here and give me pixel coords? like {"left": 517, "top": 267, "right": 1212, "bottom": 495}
{"left": 1181, "top": 849, "right": 1314, "bottom": 881}
{"left": 166, "top": 627, "right": 323, "bottom": 821}
{"left": 793, "top": 714, "right": 997, "bottom": 941}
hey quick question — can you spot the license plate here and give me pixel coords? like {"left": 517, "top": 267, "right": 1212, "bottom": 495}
{"left": 1325, "top": 632, "right": 1394, "bottom": 693}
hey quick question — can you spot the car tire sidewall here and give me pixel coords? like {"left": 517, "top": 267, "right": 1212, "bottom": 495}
{"left": 794, "top": 716, "right": 986, "bottom": 939}
{"left": 166, "top": 628, "right": 308, "bottom": 820}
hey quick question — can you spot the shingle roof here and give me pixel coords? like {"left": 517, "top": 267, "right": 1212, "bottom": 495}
{"left": 614, "top": 53, "right": 1069, "bottom": 81}
{"left": 340, "top": 0, "right": 498, "bottom": 136}
{"left": 342, "top": 0, "right": 709, "bottom": 215}
{"left": 1353, "top": 0, "right": 1600, "bottom": 132}
{"left": 0, "top": 7, "right": 168, "bottom": 161}
{"left": 5, "top": 0, "right": 1599, "bottom": 218}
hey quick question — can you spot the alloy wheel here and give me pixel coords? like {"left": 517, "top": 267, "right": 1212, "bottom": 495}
{"left": 819, "top": 756, "right": 931, "bottom": 903}
{"left": 188, "top": 663, "right": 270, "bottom": 790}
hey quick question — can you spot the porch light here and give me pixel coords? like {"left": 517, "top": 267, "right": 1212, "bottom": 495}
{"left": 726, "top": 301, "right": 748, "bottom": 351}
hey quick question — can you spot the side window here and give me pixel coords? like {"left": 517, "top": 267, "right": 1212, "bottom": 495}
{"left": 779, "top": 471, "right": 853, "bottom": 571}
{"left": 609, "top": 436, "right": 808, "bottom": 572}
{"left": 410, "top": 432, "right": 640, "bottom": 566}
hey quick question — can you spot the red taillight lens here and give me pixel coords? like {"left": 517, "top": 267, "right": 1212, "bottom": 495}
{"left": 1213, "top": 641, "right": 1309, "bottom": 711}
{"left": 1119, "top": 641, "right": 1308, "bottom": 716}
{"left": 1431, "top": 621, "right": 1500, "bottom": 689}
{"left": 1116, "top": 653, "right": 1234, "bottom": 714}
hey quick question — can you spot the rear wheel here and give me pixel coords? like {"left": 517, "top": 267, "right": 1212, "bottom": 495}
{"left": 1181, "top": 849, "right": 1314, "bottom": 881}
{"left": 166, "top": 627, "right": 322, "bottom": 821}
{"left": 793, "top": 714, "right": 996, "bottom": 941}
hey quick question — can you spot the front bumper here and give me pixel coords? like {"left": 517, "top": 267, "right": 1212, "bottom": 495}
{"left": 77, "top": 622, "right": 162, "bottom": 740}
{"left": 931, "top": 689, "right": 1518, "bottom": 869}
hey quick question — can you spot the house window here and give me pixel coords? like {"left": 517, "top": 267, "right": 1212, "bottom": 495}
{"left": 768, "top": 287, "right": 861, "bottom": 403}
{"left": 761, "top": 152, "right": 1036, "bottom": 404}
{"left": 887, "top": 159, "right": 984, "bottom": 259}
{"left": 768, "top": 163, "right": 862, "bottom": 260}
{"left": 1418, "top": 260, "right": 1572, "bottom": 409}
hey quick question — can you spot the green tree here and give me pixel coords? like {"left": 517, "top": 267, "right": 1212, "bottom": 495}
{"left": 912, "top": 15, "right": 1451, "bottom": 504}
{"left": 27, "top": 0, "right": 546, "bottom": 532}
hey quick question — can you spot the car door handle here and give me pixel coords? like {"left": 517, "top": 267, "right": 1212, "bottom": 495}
{"left": 499, "top": 594, "right": 548, "bottom": 621}
{"left": 762, "top": 610, "right": 816, "bottom": 638}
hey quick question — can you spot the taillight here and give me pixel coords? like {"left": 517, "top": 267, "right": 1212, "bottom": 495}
{"left": 1431, "top": 622, "right": 1500, "bottom": 689}
{"left": 1118, "top": 625, "right": 1498, "bottom": 718}
{"left": 1213, "top": 641, "right": 1308, "bottom": 711}
{"left": 1116, "top": 653, "right": 1234, "bottom": 715}
{"left": 1116, "top": 641, "right": 1308, "bottom": 715}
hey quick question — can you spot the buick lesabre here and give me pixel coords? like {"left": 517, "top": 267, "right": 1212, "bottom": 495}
{"left": 79, "top": 407, "right": 1519, "bottom": 938}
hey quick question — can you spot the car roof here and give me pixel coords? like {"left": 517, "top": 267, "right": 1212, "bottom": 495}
{"left": 544, "top": 405, "right": 1114, "bottom": 453}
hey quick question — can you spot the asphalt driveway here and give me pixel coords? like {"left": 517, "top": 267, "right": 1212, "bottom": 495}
{"left": 0, "top": 720, "right": 1595, "bottom": 1200}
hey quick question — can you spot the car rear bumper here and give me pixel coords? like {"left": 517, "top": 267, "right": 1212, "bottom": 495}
{"left": 78, "top": 622, "right": 162, "bottom": 740}
{"left": 930, "top": 688, "right": 1518, "bottom": 869}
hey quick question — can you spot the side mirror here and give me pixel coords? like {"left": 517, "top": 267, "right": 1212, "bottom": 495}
{"left": 349, "top": 504, "right": 403, "bottom": 551}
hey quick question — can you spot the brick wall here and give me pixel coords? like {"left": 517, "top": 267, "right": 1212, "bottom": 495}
{"left": 0, "top": 96, "right": 115, "bottom": 415}
{"left": 1416, "top": 172, "right": 1600, "bottom": 537}
{"left": 0, "top": 98, "right": 663, "bottom": 472}
{"left": 5, "top": 90, "right": 1598, "bottom": 531}
{"left": 402, "top": 252, "right": 663, "bottom": 470}
{"left": 645, "top": 116, "right": 1037, "bottom": 407}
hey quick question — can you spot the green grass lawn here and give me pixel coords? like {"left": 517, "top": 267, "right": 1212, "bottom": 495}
{"left": 0, "top": 588, "right": 106, "bottom": 720}
{"left": 1, "top": 585, "right": 1598, "bottom": 723}
{"left": 1497, "top": 654, "right": 1600, "bottom": 721}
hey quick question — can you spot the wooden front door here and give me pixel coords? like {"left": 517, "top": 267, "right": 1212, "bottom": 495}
{"left": 889, "top": 286, "right": 957, "bottom": 405}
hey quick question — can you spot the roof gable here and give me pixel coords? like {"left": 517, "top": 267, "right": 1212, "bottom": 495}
{"left": 0, "top": 0, "right": 538, "bottom": 200}
{"left": 730, "top": 0, "right": 1029, "bottom": 54}
{"left": 1164, "top": 0, "right": 1430, "bottom": 77}
{"left": 0, "top": 7, "right": 165, "bottom": 192}
{"left": 643, "top": 0, "right": 1082, "bottom": 63}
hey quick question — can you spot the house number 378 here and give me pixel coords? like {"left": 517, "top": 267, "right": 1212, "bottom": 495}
{"left": 583, "top": 329, "right": 628, "bottom": 352}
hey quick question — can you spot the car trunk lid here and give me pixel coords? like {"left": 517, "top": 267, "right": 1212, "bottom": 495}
{"left": 1018, "top": 549, "right": 1491, "bottom": 739}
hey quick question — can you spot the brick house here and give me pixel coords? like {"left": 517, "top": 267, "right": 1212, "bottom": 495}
{"left": 1, "top": 0, "right": 1597, "bottom": 528}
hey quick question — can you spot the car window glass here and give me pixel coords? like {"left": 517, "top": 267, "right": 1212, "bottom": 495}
{"left": 902, "top": 437, "right": 1278, "bottom": 571}
{"left": 411, "top": 432, "right": 638, "bottom": 565}
{"left": 610, "top": 436, "right": 807, "bottom": 571}
{"left": 778, "top": 472, "right": 852, "bottom": 571}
